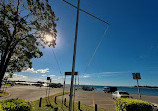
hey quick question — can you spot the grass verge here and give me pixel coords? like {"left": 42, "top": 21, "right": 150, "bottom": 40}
{"left": 31, "top": 92, "right": 110, "bottom": 111}
{"left": 0, "top": 90, "right": 9, "bottom": 97}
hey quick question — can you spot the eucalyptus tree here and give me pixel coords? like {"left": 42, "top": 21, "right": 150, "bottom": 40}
{"left": 0, "top": 0, "right": 58, "bottom": 88}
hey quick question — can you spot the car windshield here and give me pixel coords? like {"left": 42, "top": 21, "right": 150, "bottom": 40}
{"left": 119, "top": 92, "right": 129, "bottom": 95}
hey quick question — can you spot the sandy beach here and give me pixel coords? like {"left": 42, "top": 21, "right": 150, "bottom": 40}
{"left": 1, "top": 86, "right": 158, "bottom": 111}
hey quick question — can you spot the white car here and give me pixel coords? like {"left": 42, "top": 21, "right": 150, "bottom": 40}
{"left": 112, "top": 91, "right": 132, "bottom": 99}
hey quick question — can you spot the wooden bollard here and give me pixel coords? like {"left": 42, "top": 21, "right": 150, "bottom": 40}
{"left": 78, "top": 101, "right": 80, "bottom": 110}
{"left": 64, "top": 98, "right": 66, "bottom": 106}
{"left": 39, "top": 97, "right": 42, "bottom": 107}
{"left": 95, "top": 104, "right": 97, "bottom": 111}
{"left": 54, "top": 107, "right": 58, "bottom": 111}
{"left": 54, "top": 96, "right": 57, "bottom": 104}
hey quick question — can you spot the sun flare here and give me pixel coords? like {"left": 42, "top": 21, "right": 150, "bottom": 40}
{"left": 45, "top": 34, "right": 53, "bottom": 42}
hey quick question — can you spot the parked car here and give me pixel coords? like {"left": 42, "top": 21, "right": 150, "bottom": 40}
{"left": 11, "top": 82, "right": 15, "bottom": 86}
{"left": 103, "top": 87, "right": 117, "bottom": 93}
{"left": 112, "top": 91, "right": 132, "bottom": 99}
{"left": 82, "top": 86, "right": 94, "bottom": 91}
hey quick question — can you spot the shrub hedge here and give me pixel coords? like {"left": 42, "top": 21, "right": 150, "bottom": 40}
{"left": 115, "top": 98, "right": 153, "bottom": 111}
{"left": 0, "top": 98, "right": 31, "bottom": 111}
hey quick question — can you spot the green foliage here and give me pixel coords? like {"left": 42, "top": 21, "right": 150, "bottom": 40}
{"left": 115, "top": 98, "right": 153, "bottom": 111}
{"left": 0, "top": 90, "right": 9, "bottom": 97}
{"left": 0, "top": 0, "right": 58, "bottom": 86}
{"left": 0, "top": 98, "right": 31, "bottom": 111}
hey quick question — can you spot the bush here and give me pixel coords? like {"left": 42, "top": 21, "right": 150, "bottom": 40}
{"left": 0, "top": 98, "right": 31, "bottom": 111}
{"left": 115, "top": 98, "right": 153, "bottom": 111}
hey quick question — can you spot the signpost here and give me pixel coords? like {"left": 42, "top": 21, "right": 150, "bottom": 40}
{"left": 62, "top": 72, "right": 78, "bottom": 109}
{"left": 46, "top": 77, "right": 51, "bottom": 104}
{"left": 65, "top": 72, "right": 78, "bottom": 75}
{"left": 132, "top": 73, "right": 141, "bottom": 99}
{"left": 47, "top": 77, "right": 50, "bottom": 80}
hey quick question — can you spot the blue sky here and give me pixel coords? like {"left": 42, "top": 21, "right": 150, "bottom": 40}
{"left": 12, "top": 0, "right": 158, "bottom": 86}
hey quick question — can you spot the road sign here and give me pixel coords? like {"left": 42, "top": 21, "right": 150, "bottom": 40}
{"left": 47, "top": 77, "right": 50, "bottom": 80}
{"left": 132, "top": 73, "right": 141, "bottom": 79}
{"left": 132, "top": 72, "right": 141, "bottom": 99}
{"left": 65, "top": 72, "right": 78, "bottom": 75}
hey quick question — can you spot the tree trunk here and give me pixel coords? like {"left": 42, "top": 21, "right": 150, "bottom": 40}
{"left": 0, "top": 41, "right": 11, "bottom": 89}
{"left": 0, "top": 41, "right": 18, "bottom": 89}
{"left": 0, "top": 70, "right": 6, "bottom": 89}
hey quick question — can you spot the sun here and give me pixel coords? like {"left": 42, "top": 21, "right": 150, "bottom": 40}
{"left": 45, "top": 34, "right": 53, "bottom": 42}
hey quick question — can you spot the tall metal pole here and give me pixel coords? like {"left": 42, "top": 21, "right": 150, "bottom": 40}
{"left": 137, "top": 79, "right": 141, "bottom": 99}
{"left": 62, "top": 75, "right": 66, "bottom": 108}
{"left": 73, "top": 75, "right": 77, "bottom": 111}
{"left": 69, "top": 0, "right": 80, "bottom": 111}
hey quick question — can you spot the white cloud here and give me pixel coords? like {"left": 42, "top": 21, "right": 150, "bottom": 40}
{"left": 23, "top": 68, "right": 49, "bottom": 73}
{"left": 50, "top": 75, "right": 55, "bottom": 77}
{"left": 9, "top": 74, "right": 45, "bottom": 82}
{"left": 91, "top": 72, "right": 123, "bottom": 75}
{"left": 42, "top": 74, "right": 47, "bottom": 76}
{"left": 23, "top": 68, "right": 37, "bottom": 73}
{"left": 82, "top": 71, "right": 126, "bottom": 77}
{"left": 51, "top": 79, "right": 57, "bottom": 81}
{"left": 82, "top": 75, "right": 90, "bottom": 78}
{"left": 57, "top": 76, "right": 64, "bottom": 80}
{"left": 36, "top": 68, "right": 49, "bottom": 73}
{"left": 41, "top": 74, "right": 55, "bottom": 77}
{"left": 8, "top": 74, "right": 28, "bottom": 81}
{"left": 13, "top": 74, "right": 27, "bottom": 78}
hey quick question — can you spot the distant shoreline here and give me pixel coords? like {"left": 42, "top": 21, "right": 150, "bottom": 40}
{"left": 66, "top": 84, "right": 158, "bottom": 89}
{"left": 74, "top": 85, "right": 158, "bottom": 89}
{"left": 130, "top": 86, "right": 158, "bottom": 89}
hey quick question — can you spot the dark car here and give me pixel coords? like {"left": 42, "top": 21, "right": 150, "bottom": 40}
{"left": 82, "top": 86, "right": 94, "bottom": 91}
